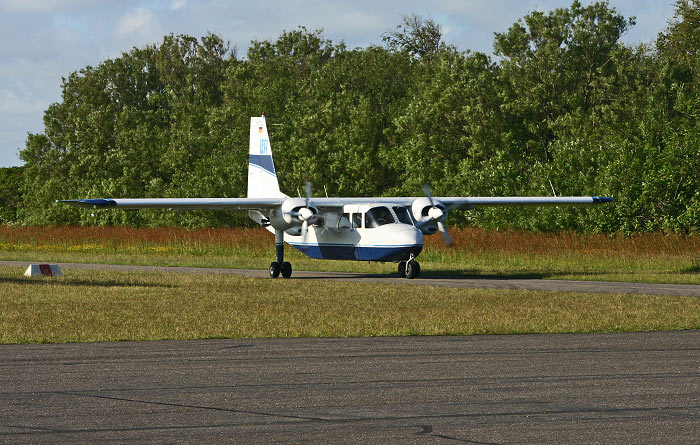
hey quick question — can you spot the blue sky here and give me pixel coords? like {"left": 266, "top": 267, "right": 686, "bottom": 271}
{"left": 0, "top": 0, "right": 677, "bottom": 167}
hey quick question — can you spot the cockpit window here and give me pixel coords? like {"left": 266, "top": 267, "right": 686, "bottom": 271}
{"left": 365, "top": 206, "right": 395, "bottom": 228}
{"left": 393, "top": 206, "right": 413, "bottom": 225}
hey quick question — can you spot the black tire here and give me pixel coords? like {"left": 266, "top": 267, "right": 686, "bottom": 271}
{"left": 281, "top": 261, "right": 292, "bottom": 278}
{"left": 405, "top": 261, "right": 419, "bottom": 279}
{"left": 397, "top": 261, "right": 406, "bottom": 278}
{"left": 269, "top": 262, "right": 280, "bottom": 278}
{"left": 414, "top": 261, "right": 421, "bottom": 278}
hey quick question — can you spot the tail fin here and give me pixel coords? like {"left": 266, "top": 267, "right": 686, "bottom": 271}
{"left": 247, "top": 114, "right": 286, "bottom": 198}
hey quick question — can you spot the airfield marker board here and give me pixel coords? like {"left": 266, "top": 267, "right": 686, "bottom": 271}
{"left": 24, "top": 264, "right": 62, "bottom": 277}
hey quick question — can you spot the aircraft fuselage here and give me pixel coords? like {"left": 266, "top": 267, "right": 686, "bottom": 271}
{"left": 269, "top": 203, "right": 425, "bottom": 262}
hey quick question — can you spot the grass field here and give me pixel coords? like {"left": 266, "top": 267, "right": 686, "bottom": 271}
{"left": 2, "top": 226, "right": 699, "bottom": 344}
{"left": 1, "top": 225, "right": 699, "bottom": 283}
{"left": 3, "top": 266, "right": 700, "bottom": 344}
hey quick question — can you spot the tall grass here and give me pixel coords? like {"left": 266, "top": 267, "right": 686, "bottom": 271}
{"left": 423, "top": 228, "right": 700, "bottom": 257}
{"left": 3, "top": 226, "right": 699, "bottom": 256}
{"left": 0, "top": 226, "right": 271, "bottom": 255}
{"left": 1, "top": 226, "right": 699, "bottom": 282}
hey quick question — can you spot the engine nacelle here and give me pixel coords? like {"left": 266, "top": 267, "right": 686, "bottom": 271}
{"left": 284, "top": 226, "right": 303, "bottom": 236}
{"left": 411, "top": 197, "right": 447, "bottom": 235}
{"left": 268, "top": 198, "right": 319, "bottom": 231}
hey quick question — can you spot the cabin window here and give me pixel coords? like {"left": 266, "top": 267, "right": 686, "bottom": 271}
{"left": 365, "top": 206, "right": 395, "bottom": 228}
{"left": 393, "top": 206, "right": 413, "bottom": 225}
{"left": 338, "top": 213, "right": 351, "bottom": 229}
{"left": 352, "top": 213, "right": 363, "bottom": 229}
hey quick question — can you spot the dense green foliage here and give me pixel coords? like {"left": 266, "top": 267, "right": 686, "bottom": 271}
{"left": 0, "top": 166, "right": 24, "bottom": 224}
{"left": 14, "top": 1, "right": 700, "bottom": 231}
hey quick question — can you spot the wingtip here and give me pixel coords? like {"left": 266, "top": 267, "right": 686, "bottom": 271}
{"left": 59, "top": 199, "right": 117, "bottom": 208}
{"left": 592, "top": 196, "right": 614, "bottom": 204}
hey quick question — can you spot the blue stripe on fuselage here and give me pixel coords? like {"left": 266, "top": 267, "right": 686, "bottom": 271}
{"left": 289, "top": 243, "right": 422, "bottom": 262}
{"left": 249, "top": 154, "right": 276, "bottom": 176}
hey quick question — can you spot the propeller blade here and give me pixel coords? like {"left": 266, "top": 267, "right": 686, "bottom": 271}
{"left": 301, "top": 220, "right": 308, "bottom": 240}
{"left": 421, "top": 184, "right": 435, "bottom": 207}
{"left": 304, "top": 182, "right": 312, "bottom": 208}
{"left": 436, "top": 221, "right": 453, "bottom": 246}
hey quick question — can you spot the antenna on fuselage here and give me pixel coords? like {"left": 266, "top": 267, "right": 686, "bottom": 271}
{"left": 324, "top": 185, "right": 329, "bottom": 198}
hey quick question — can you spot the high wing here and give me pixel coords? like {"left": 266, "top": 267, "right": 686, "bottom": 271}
{"left": 59, "top": 195, "right": 612, "bottom": 210}
{"left": 58, "top": 198, "right": 285, "bottom": 210}
{"left": 304, "top": 196, "right": 612, "bottom": 211}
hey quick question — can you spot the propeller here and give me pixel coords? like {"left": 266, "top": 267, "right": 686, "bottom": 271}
{"left": 421, "top": 184, "right": 453, "bottom": 246}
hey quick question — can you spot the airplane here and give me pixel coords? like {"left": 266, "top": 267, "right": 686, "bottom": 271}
{"left": 60, "top": 114, "right": 613, "bottom": 279}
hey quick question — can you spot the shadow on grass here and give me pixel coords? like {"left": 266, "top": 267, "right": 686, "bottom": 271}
{"left": 419, "top": 269, "right": 626, "bottom": 280}
{"left": 420, "top": 271, "right": 548, "bottom": 280}
{"left": 681, "top": 265, "right": 700, "bottom": 274}
{"left": 291, "top": 270, "right": 608, "bottom": 281}
{"left": 0, "top": 277, "right": 173, "bottom": 288}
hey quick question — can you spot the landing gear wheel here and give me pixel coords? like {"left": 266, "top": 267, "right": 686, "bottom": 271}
{"left": 405, "top": 261, "right": 420, "bottom": 279}
{"left": 281, "top": 261, "right": 292, "bottom": 278}
{"left": 269, "top": 262, "right": 281, "bottom": 278}
{"left": 398, "top": 261, "right": 406, "bottom": 278}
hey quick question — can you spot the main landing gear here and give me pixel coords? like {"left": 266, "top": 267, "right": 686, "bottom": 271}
{"left": 269, "top": 229, "right": 293, "bottom": 278}
{"left": 269, "top": 261, "right": 292, "bottom": 278}
{"left": 398, "top": 254, "right": 420, "bottom": 279}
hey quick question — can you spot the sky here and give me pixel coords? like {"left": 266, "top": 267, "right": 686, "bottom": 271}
{"left": 0, "top": 0, "right": 678, "bottom": 167}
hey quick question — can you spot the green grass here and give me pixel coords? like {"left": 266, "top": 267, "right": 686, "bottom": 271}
{"left": 2, "top": 266, "right": 700, "bottom": 344}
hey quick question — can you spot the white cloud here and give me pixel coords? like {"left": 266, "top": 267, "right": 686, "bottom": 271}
{"left": 171, "top": 0, "right": 186, "bottom": 11}
{"left": 116, "top": 8, "right": 156, "bottom": 37}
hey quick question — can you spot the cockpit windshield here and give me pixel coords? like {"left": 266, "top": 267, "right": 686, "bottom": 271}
{"left": 393, "top": 206, "right": 414, "bottom": 225}
{"left": 365, "top": 206, "right": 395, "bottom": 228}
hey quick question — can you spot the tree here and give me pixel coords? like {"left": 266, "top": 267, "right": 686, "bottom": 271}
{"left": 0, "top": 166, "right": 24, "bottom": 224}
{"left": 493, "top": 1, "right": 634, "bottom": 164}
{"left": 382, "top": 14, "right": 444, "bottom": 60}
{"left": 19, "top": 34, "right": 236, "bottom": 226}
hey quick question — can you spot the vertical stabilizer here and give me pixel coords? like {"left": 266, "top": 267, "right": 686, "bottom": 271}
{"left": 247, "top": 114, "right": 285, "bottom": 198}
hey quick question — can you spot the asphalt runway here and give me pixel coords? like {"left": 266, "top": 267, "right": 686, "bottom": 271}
{"left": 2, "top": 332, "right": 700, "bottom": 443}
{"left": 2, "top": 260, "right": 700, "bottom": 296}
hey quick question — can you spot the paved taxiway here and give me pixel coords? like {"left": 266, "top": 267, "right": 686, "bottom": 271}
{"left": 2, "top": 331, "right": 700, "bottom": 443}
{"left": 2, "top": 260, "right": 700, "bottom": 296}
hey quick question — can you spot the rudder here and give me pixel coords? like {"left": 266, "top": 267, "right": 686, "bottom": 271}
{"left": 247, "top": 114, "right": 285, "bottom": 198}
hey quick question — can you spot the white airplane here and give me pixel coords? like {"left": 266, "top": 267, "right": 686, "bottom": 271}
{"left": 61, "top": 114, "right": 613, "bottom": 279}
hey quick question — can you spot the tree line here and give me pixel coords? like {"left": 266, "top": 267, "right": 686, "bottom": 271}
{"left": 5, "top": 0, "right": 700, "bottom": 232}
